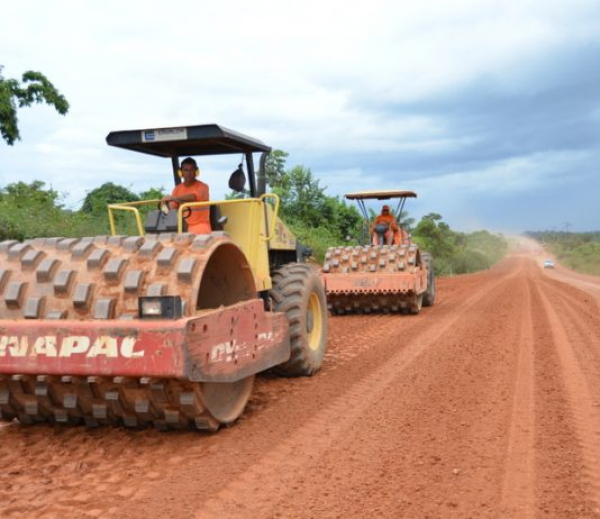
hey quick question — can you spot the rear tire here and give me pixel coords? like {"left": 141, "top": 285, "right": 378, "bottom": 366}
{"left": 421, "top": 252, "right": 436, "bottom": 307}
{"left": 270, "top": 263, "right": 328, "bottom": 376}
{"left": 409, "top": 293, "right": 423, "bottom": 315}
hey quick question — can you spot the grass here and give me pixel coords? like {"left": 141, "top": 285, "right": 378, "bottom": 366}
{"left": 546, "top": 241, "right": 600, "bottom": 276}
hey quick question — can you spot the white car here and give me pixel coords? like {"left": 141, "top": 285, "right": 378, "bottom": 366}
{"left": 543, "top": 259, "right": 555, "bottom": 269}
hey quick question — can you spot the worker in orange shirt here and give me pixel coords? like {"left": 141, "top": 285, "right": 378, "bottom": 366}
{"left": 371, "top": 204, "right": 404, "bottom": 245}
{"left": 162, "top": 157, "right": 211, "bottom": 234}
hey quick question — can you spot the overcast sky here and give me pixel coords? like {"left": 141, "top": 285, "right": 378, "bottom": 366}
{"left": 2, "top": 0, "right": 600, "bottom": 233}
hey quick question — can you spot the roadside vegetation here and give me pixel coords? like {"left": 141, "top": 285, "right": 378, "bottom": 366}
{"left": 526, "top": 231, "right": 600, "bottom": 276}
{"left": 412, "top": 216, "right": 507, "bottom": 275}
{"left": 0, "top": 151, "right": 507, "bottom": 276}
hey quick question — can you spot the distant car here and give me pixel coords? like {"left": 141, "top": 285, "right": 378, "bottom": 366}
{"left": 543, "top": 259, "right": 555, "bottom": 269}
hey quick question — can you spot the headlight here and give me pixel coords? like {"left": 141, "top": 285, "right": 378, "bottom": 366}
{"left": 138, "top": 296, "right": 182, "bottom": 319}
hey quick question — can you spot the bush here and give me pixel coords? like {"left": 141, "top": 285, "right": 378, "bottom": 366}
{"left": 526, "top": 231, "right": 600, "bottom": 276}
{"left": 412, "top": 214, "right": 507, "bottom": 275}
{"left": 450, "top": 250, "right": 490, "bottom": 274}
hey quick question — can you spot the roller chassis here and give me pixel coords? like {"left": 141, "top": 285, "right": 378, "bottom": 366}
{"left": 0, "top": 124, "right": 328, "bottom": 430}
{"left": 322, "top": 190, "right": 435, "bottom": 315}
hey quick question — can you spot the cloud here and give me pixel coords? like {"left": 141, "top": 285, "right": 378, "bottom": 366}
{"left": 2, "top": 0, "right": 600, "bottom": 231}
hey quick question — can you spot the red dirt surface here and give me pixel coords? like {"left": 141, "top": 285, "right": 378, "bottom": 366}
{"left": 2, "top": 240, "right": 600, "bottom": 518}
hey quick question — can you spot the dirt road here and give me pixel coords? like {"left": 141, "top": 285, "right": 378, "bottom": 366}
{"left": 2, "top": 248, "right": 600, "bottom": 518}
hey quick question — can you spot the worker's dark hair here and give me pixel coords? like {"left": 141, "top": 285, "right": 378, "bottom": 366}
{"left": 181, "top": 157, "right": 198, "bottom": 169}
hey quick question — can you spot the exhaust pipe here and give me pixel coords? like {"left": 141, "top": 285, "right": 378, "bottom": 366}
{"left": 256, "top": 151, "right": 269, "bottom": 196}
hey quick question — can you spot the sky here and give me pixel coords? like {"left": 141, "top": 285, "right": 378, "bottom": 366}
{"left": 2, "top": 0, "right": 600, "bottom": 233}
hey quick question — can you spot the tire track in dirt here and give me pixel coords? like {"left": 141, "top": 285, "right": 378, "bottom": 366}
{"left": 0, "top": 426, "right": 177, "bottom": 519}
{"left": 498, "top": 275, "right": 536, "bottom": 518}
{"left": 0, "top": 269, "right": 492, "bottom": 519}
{"left": 543, "top": 267, "right": 600, "bottom": 301}
{"left": 538, "top": 276, "right": 600, "bottom": 381}
{"left": 195, "top": 265, "right": 520, "bottom": 518}
{"left": 3, "top": 255, "right": 581, "bottom": 519}
{"left": 534, "top": 277, "right": 600, "bottom": 513}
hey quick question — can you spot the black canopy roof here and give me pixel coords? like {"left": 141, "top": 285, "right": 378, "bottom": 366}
{"left": 345, "top": 190, "right": 417, "bottom": 200}
{"left": 106, "top": 124, "right": 271, "bottom": 158}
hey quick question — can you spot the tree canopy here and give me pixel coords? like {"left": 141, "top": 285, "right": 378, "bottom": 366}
{"left": 0, "top": 181, "right": 78, "bottom": 241}
{"left": 0, "top": 66, "right": 69, "bottom": 145}
{"left": 412, "top": 213, "right": 507, "bottom": 274}
{"left": 81, "top": 182, "right": 140, "bottom": 215}
{"left": 262, "top": 151, "right": 363, "bottom": 258}
{"left": 0, "top": 150, "right": 508, "bottom": 274}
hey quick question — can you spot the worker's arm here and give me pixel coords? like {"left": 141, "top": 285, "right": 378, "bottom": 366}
{"left": 164, "top": 192, "right": 198, "bottom": 203}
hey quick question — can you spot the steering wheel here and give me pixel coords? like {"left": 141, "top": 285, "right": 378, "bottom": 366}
{"left": 159, "top": 200, "right": 174, "bottom": 213}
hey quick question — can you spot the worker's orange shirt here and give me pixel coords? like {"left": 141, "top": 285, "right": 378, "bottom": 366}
{"left": 172, "top": 180, "right": 211, "bottom": 233}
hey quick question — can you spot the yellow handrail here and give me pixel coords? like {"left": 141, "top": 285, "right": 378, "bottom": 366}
{"left": 107, "top": 199, "right": 160, "bottom": 236}
{"left": 108, "top": 193, "right": 281, "bottom": 239}
{"left": 178, "top": 200, "right": 211, "bottom": 233}
{"left": 259, "top": 193, "right": 280, "bottom": 242}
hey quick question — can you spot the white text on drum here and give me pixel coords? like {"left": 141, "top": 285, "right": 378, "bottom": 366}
{"left": 0, "top": 335, "right": 144, "bottom": 358}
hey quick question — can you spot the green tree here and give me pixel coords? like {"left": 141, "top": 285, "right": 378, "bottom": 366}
{"left": 399, "top": 212, "right": 415, "bottom": 230}
{"left": 450, "top": 249, "right": 491, "bottom": 274}
{"left": 0, "top": 66, "right": 69, "bottom": 145}
{"left": 81, "top": 182, "right": 140, "bottom": 215}
{"left": 264, "top": 149, "right": 289, "bottom": 189}
{"left": 139, "top": 186, "right": 166, "bottom": 201}
{"left": 0, "top": 181, "right": 95, "bottom": 240}
{"left": 1, "top": 180, "right": 62, "bottom": 209}
{"left": 323, "top": 196, "right": 363, "bottom": 243}
{"left": 259, "top": 151, "right": 363, "bottom": 260}
{"left": 411, "top": 213, "right": 508, "bottom": 275}
{"left": 412, "top": 213, "right": 457, "bottom": 259}
{"left": 279, "top": 165, "right": 328, "bottom": 226}
{"left": 465, "top": 230, "right": 507, "bottom": 265}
